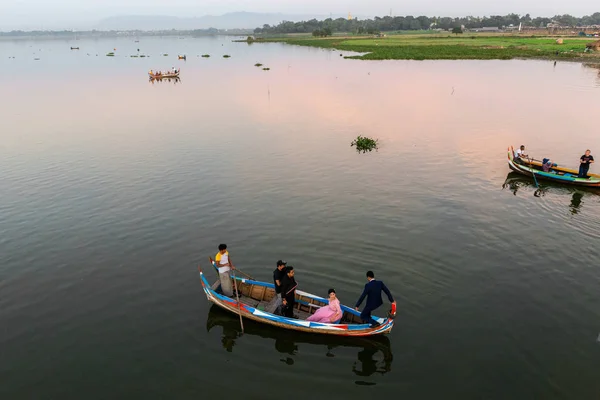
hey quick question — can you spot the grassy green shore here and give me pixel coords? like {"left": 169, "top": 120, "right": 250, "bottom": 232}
{"left": 261, "top": 34, "right": 600, "bottom": 62}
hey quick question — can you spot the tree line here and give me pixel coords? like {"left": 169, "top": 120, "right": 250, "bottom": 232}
{"left": 254, "top": 13, "right": 600, "bottom": 36}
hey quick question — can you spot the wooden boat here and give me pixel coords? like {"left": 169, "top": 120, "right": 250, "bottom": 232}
{"left": 198, "top": 261, "right": 397, "bottom": 337}
{"left": 178, "top": 55, "right": 186, "bottom": 60}
{"left": 70, "top": 47, "right": 79, "bottom": 50}
{"left": 507, "top": 146, "right": 600, "bottom": 188}
{"left": 148, "top": 71, "right": 180, "bottom": 79}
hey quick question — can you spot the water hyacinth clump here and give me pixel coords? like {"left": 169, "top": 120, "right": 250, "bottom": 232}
{"left": 262, "top": 67, "right": 270, "bottom": 71}
{"left": 255, "top": 63, "right": 263, "bottom": 67}
{"left": 350, "top": 135, "right": 379, "bottom": 153}
{"left": 223, "top": 54, "right": 231, "bottom": 58}
{"left": 201, "top": 54, "right": 210, "bottom": 57}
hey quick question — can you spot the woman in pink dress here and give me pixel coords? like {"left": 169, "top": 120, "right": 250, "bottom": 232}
{"left": 307, "top": 289, "right": 342, "bottom": 323}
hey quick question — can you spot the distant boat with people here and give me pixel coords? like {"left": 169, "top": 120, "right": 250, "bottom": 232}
{"left": 148, "top": 69, "right": 180, "bottom": 79}
{"left": 507, "top": 146, "right": 600, "bottom": 187}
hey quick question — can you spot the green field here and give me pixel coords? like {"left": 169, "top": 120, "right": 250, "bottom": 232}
{"left": 265, "top": 34, "right": 600, "bottom": 61}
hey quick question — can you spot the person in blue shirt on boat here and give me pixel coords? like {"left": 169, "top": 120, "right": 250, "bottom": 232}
{"left": 215, "top": 244, "right": 235, "bottom": 297}
{"left": 578, "top": 150, "right": 594, "bottom": 178}
{"left": 355, "top": 271, "right": 396, "bottom": 327}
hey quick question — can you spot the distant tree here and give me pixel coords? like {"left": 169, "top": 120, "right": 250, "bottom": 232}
{"left": 247, "top": 11, "right": 600, "bottom": 36}
{"left": 452, "top": 26, "right": 463, "bottom": 34}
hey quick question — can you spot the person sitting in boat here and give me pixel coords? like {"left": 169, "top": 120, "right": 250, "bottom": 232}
{"left": 307, "top": 289, "right": 342, "bottom": 323}
{"left": 579, "top": 150, "right": 594, "bottom": 178}
{"left": 514, "top": 145, "right": 528, "bottom": 163}
{"left": 280, "top": 266, "right": 298, "bottom": 318}
{"left": 215, "top": 244, "right": 234, "bottom": 297}
{"left": 265, "top": 260, "right": 286, "bottom": 314}
{"left": 355, "top": 271, "right": 395, "bottom": 327}
{"left": 542, "top": 158, "right": 553, "bottom": 172}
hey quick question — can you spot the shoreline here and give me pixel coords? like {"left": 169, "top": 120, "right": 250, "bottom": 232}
{"left": 254, "top": 35, "right": 600, "bottom": 63}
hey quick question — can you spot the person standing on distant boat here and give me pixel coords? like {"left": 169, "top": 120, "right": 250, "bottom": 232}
{"left": 280, "top": 266, "right": 298, "bottom": 318}
{"left": 579, "top": 149, "right": 594, "bottom": 178}
{"left": 265, "top": 260, "right": 287, "bottom": 314}
{"left": 355, "top": 271, "right": 395, "bottom": 327}
{"left": 215, "top": 244, "right": 234, "bottom": 297}
{"left": 514, "top": 145, "right": 528, "bottom": 163}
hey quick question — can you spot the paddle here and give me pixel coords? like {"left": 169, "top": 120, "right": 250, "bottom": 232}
{"left": 209, "top": 257, "right": 254, "bottom": 281}
{"left": 229, "top": 257, "right": 245, "bottom": 334}
{"left": 526, "top": 156, "right": 539, "bottom": 188}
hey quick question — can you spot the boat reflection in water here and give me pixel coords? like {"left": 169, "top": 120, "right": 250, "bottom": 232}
{"left": 502, "top": 172, "right": 596, "bottom": 214}
{"left": 206, "top": 305, "right": 393, "bottom": 381}
{"left": 149, "top": 76, "right": 181, "bottom": 85}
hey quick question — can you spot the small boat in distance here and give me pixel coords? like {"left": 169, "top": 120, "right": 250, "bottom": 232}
{"left": 70, "top": 47, "right": 79, "bottom": 50}
{"left": 178, "top": 55, "right": 186, "bottom": 60}
{"left": 148, "top": 70, "right": 180, "bottom": 79}
{"left": 197, "top": 260, "right": 397, "bottom": 337}
{"left": 507, "top": 146, "right": 600, "bottom": 188}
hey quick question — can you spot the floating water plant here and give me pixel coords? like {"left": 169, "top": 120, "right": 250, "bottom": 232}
{"left": 201, "top": 54, "right": 210, "bottom": 57}
{"left": 163, "top": 54, "right": 168, "bottom": 56}
{"left": 255, "top": 63, "right": 263, "bottom": 67}
{"left": 223, "top": 54, "right": 231, "bottom": 58}
{"left": 350, "top": 136, "right": 379, "bottom": 153}
{"left": 262, "top": 67, "right": 270, "bottom": 71}
{"left": 106, "top": 52, "right": 115, "bottom": 57}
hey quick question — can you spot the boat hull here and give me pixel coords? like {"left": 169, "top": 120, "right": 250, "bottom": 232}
{"left": 507, "top": 146, "right": 600, "bottom": 188}
{"left": 148, "top": 72, "right": 180, "bottom": 79}
{"left": 198, "top": 269, "right": 395, "bottom": 337}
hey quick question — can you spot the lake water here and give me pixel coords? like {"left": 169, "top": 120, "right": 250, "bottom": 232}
{"left": 1, "top": 36, "right": 600, "bottom": 399}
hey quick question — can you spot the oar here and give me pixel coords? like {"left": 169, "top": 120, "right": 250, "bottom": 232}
{"left": 229, "top": 258, "right": 245, "bottom": 334}
{"left": 526, "top": 156, "right": 539, "bottom": 188}
{"left": 232, "top": 268, "right": 254, "bottom": 281}
{"left": 209, "top": 257, "right": 254, "bottom": 281}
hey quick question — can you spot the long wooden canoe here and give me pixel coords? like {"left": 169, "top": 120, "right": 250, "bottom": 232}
{"left": 507, "top": 146, "right": 600, "bottom": 188}
{"left": 198, "top": 262, "right": 396, "bottom": 337}
{"left": 148, "top": 71, "right": 180, "bottom": 79}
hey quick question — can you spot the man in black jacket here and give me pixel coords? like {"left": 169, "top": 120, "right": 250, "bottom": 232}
{"left": 355, "top": 271, "right": 395, "bottom": 327}
{"left": 280, "top": 266, "right": 297, "bottom": 318}
{"left": 265, "top": 260, "right": 286, "bottom": 314}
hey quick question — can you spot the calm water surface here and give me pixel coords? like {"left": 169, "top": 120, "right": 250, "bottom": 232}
{"left": 1, "top": 36, "right": 600, "bottom": 399}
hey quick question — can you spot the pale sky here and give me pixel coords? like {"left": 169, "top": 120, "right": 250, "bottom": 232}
{"left": 1, "top": 0, "right": 598, "bottom": 30}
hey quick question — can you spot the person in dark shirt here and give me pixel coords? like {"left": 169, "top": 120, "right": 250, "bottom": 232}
{"left": 355, "top": 271, "right": 395, "bottom": 327}
{"left": 265, "top": 260, "right": 286, "bottom": 314}
{"left": 280, "top": 266, "right": 298, "bottom": 318}
{"left": 579, "top": 149, "right": 595, "bottom": 178}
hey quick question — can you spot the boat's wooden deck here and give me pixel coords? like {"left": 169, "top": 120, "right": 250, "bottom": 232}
{"left": 211, "top": 279, "right": 362, "bottom": 323}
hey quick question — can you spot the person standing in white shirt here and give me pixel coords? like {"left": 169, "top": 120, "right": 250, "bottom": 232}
{"left": 215, "top": 244, "right": 234, "bottom": 297}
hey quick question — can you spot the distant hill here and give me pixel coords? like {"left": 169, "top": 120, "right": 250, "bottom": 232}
{"left": 95, "top": 12, "right": 336, "bottom": 31}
